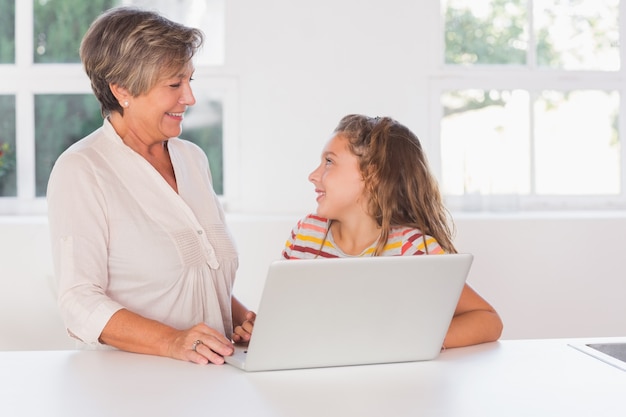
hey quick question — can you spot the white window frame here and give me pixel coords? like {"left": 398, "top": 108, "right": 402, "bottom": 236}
{"left": 0, "top": 1, "right": 238, "bottom": 215}
{"left": 431, "top": 1, "right": 626, "bottom": 212}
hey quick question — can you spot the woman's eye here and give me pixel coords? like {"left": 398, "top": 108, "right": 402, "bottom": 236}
{"left": 324, "top": 158, "right": 333, "bottom": 165}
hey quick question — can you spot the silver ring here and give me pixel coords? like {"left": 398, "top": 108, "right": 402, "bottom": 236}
{"left": 192, "top": 339, "right": 203, "bottom": 352}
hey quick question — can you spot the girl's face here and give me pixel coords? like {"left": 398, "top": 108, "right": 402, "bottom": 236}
{"left": 125, "top": 62, "right": 196, "bottom": 143}
{"left": 309, "top": 134, "right": 366, "bottom": 220}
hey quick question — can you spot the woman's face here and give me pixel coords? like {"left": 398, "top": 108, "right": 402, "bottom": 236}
{"left": 125, "top": 62, "right": 196, "bottom": 143}
{"left": 308, "top": 133, "right": 366, "bottom": 220}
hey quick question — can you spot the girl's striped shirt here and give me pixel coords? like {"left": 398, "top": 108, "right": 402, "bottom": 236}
{"left": 282, "top": 214, "right": 445, "bottom": 259}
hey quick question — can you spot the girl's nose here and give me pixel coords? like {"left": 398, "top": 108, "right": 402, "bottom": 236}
{"left": 308, "top": 165, "right": 321, "bottom": 184}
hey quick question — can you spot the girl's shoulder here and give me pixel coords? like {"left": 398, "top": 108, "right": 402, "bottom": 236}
{"left": 283, "top": 214, "right": 333, "bottom": 259}
{"left": 295, "top": 213, "right": 330, "bottom": 231}
{"left": 387, "top": 226, "right": 446, "bottom": 255}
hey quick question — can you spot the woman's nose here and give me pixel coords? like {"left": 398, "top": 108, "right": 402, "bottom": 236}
{"left": 180, "top": 83, "right": 196, "bottom": 106}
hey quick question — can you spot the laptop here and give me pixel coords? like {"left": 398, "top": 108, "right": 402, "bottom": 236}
{"left": 225, "top": 253, "right": 473, "bottom": 372}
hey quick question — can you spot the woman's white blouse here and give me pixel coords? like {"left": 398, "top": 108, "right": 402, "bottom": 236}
{"left": 47, "top": 119, "right": 238, "bottom": 347}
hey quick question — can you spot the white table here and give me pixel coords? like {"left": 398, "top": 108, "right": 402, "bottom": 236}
{"left": 1, "top": 338, "right": 625, "bottom": 417}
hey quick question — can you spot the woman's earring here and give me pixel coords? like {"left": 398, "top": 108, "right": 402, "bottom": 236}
{"left": 123, "top": 101, "right": 129, "bottom": 108}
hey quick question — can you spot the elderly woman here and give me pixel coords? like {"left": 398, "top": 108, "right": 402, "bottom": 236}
{"left": 47, "top": 6, "right": 253, "bottom": 364}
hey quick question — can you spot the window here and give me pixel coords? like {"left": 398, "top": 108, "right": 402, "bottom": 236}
{"left": 0, "top": 0, "right": 233, "bottom": 214}
{"left": 435, "top": 0, "right": 623, "bottom": 211}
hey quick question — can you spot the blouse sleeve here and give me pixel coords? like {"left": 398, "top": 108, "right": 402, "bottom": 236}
{"left": 47, "top": 151, "right": 124, "bottom": 346}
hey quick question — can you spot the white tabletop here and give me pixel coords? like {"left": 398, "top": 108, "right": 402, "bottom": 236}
{"left": 1, "top": 338, "right": 625, "bottom": 417}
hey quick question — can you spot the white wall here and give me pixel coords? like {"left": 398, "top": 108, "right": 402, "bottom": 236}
{"left": 0, "top": 218, "right": 70, "bottom": 350}
{"left": 222, "top": 0, "right": 435, "bottom": 213}
{"left": 451, "top": 212, "right": 626, "bottom": 340}
{"left": 1, "top": 0, "right": 625, "bottom": 350}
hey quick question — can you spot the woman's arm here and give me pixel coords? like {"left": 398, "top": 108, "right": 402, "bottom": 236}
{"left": 442, "top": 283, "right": 503, "bottom": 348}
{"left": 99, "top": 309, "right": 234, "bottom": 364}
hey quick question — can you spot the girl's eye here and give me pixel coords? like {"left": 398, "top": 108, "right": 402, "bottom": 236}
{"left": 324, "top": 157, "right": 333, "bottom": 165}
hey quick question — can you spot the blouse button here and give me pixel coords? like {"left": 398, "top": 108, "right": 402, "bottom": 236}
{"left": 197, "top": 230, "right": 203, "bottom": 235}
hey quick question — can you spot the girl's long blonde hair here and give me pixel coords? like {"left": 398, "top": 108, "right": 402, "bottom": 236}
{"left": 334, "top": 114, "right": 456, "bottom": 255}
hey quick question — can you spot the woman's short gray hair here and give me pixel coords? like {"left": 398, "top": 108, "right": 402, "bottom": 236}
{"left": 80, "top": 6, "right": 204, "bottom": 117}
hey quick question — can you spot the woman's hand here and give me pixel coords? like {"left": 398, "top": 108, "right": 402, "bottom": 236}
{"left": 168, "top": 323, "right": 235, "bottom": 365}
{"left": 99, "top": 310, "right": 234, "bottom": 365}
{"left": 232, "top": 310, "right": 256, "bottom": 344}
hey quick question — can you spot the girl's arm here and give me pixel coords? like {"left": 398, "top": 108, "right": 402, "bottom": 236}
{"left": 443, "top": 283, "right": 503, "bottom": 348}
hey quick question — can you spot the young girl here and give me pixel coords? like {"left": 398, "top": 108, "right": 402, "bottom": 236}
{"left": 234, "top": 114, "right": 502, "bottom": 348}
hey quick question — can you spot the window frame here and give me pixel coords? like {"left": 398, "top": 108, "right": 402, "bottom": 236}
{"left": 432, "top": 0, "right": 626, "bottom": 212}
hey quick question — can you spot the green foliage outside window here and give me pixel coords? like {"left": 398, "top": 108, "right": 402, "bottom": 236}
{"left": 184, "top": 101, "right": 224, "bottom": 195}
{"left": 31, "top": 0, "right": 115, "bottom": 196}
{"left": 0, "top": 96, "right": 16, "bottom": 196}
{"left": 34, "top": 0, "right": 116, "bottom": 63}
{"left": 0, "top": 0, "right": 15, "bottom": 63}
{"left": 444, "top": 0, "right": 558, "bottom": 117}
{"left": 445, "top": 0, "right": 527, "bottom": 66}
{"left": 35, "top": 95, "right": 103, "bottom": 196}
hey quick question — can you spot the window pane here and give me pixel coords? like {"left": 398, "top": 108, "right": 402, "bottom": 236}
{"left": 0, "top": 95, "right": 16, "bottom": 197}
{"left": 0, "top": 0, "right": 15, "bottom": 63}
{"left": 34, "top": 0, "right": 224, "bottom": 65}
{"left": 441, "top": 90, "right": 530, "bottom": 196}
{"left": 444, "top": 0, "right": 528, "bottom": 65}
{"left": 28, "top": 1, "right": 224, "bottom": 198}
{"left": 182, "top": 92, "right": 224, "bottom": 194}
{"left": 534, "top": 90, "right": 620, "bottom": 194}
{"left": 125, "top": 0, "right": 225, "bottom": 65}
{"left": 34, "top": 93, "right": 225, "bottom": 197}
{"left": 35, "top": 94, "right": 102, "bottom": 196}
{"left": 34, "top": 0, "right": 115, "bottom": 63}
{"left": 33, "top": 0, "right": 224, "bottom": 65}
{"left": 535, "top": 0, "right": 619, "bottom": 71}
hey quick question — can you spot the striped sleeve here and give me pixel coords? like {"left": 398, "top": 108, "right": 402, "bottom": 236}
{"left": 384, "top": 227, "right": 445, "bottom": 256}
{"left": 281, "top": 214, "right": 338, "bottom": 259}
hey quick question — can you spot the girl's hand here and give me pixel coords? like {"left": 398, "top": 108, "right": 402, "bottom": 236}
{"left": 232, "top": 311, "right": 256, "bottom": 344}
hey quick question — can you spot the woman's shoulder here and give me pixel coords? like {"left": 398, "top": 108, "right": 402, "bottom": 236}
{"left": 62, "top": 123, "right": 105, "bottom": 151}
{"left": 52, "top": 125, "right": 109, "bottom": 171}
{"left": 166, "top": 138, "right": 211, "bottom": 177}
{"left": 168, "top": 138, "right": 205, "bottom": 158}
{"left": 57, "top": 118, "right": 130, "bottom": 164}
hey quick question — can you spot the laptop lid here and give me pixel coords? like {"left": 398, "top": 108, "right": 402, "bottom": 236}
{"left": 225, "top": 253, "right": 473, "bottom": 372}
